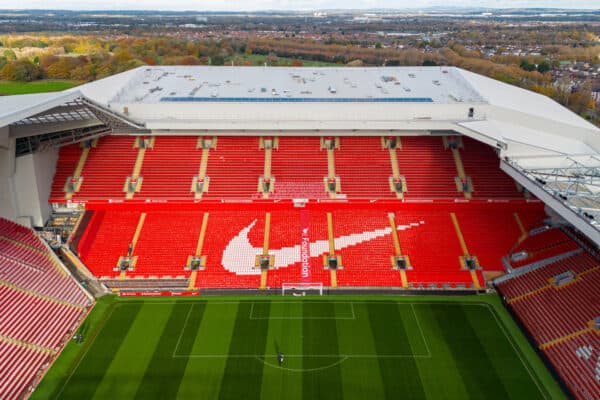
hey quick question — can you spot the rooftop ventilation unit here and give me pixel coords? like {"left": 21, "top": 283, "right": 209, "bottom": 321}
{"left": 328, "top": 86, "right": 337, "bottom": 94}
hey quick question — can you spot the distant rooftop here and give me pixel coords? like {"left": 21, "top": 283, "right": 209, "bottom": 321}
{"left": 108, "top": 66, "right": 486, "bottom": 104}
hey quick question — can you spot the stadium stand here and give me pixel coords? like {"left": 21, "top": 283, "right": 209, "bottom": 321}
{"left": 71, "top": 204, "right": 543, "bottom": 289}
{"left": 137, "top": 136, "right": 203, "bottom": 199}
{"left": 270, "top": 137, "right": 328, "bottom": 199}
{"left": 507, "top": 227, "right": 580, "bottom": 269}
{"left": 496, "top": 230, "right": 600, "bottom": 400}
{"left": 543, "top": 332, "right": 600, "bottom": 400}
{"left": 50, "top": 135, "right": 532, "bottom": 203}
{"left": 395, "top": 136, "right": 460, "bottom": 198}
{"left": 335, "top": 137, "right": 394, "bottom": 199}
{"left": 460, "top": 137, "right": 523, "bottom": 198}
{"left": 204, "top": 137, "right": 264, "bottom": 199}
{"left": 0, "top": 217, "right": 90, "bottom": 400}
{"left": 0, "top": 340, "right": 49, "bottom": 400}
{"left": 68, "top": 136, "right": 137, "bottom": 200}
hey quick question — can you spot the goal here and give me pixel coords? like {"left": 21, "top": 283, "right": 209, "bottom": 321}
{"left": 282, "top": 282, "right": 323, "bottom": 296}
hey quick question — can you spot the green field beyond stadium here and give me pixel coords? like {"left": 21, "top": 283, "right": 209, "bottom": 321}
{"left": 0, "top": 80, "right": 79, "bottom": 95}
{"left": 34, "top": 295, "right": 565, "bottom": 400}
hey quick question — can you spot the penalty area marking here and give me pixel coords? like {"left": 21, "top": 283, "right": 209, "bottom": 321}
{"left": 249, "top": 301, "right": 356, "bottom": 320}
{"left": 173, "top": 301, "right": 431, "bottom": 359}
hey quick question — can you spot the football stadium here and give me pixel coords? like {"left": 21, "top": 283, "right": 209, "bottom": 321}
{"left": 0, "top": 66, "right": 598, "bottom": 399}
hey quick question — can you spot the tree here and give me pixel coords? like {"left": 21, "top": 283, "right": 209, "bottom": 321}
{"left": 520, "top": 59, "right": 536, "bottom": 72}
{"left": 536, "top": 61, "right": 551, "bottom": 74}
{"left": 3, "top": 49, "right": 16, "bottom": 61}
{"left": 210, "top": 55, "right": 225, "bottom": 65}
{"left": 0, "top": 59, "right": 42, "bottom": 81}
{"left": 375, "top": 42, "right": 382, "bottom": 49}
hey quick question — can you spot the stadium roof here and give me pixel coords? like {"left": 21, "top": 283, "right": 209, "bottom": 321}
{"left": 0, "top": 65, "right": 599, "bottom": 244}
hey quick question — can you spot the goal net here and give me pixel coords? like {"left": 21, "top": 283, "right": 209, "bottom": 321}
{"left": 282, "top": 282, "right": 323, "bottom": 296}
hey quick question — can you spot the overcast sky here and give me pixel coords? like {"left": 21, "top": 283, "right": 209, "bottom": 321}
{"left": 1, "top": 0, "right": 598, "bottom": 11}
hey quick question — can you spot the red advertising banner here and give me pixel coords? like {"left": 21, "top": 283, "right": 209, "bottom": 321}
{"left": 119, "top": 291, "right": 200, "bottom": 297}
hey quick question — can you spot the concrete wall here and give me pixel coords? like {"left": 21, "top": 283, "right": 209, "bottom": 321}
{"left": 0, "top": 137, "right": 18, "bottom": 223}
{"left": 12, "top": 147, "right": 58, "bottom": 227}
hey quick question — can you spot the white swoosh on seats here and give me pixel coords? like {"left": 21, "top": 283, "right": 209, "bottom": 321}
{"left": 221, "top": 219, "right": 424, "bottom": 275}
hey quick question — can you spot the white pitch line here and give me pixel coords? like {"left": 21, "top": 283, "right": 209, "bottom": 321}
{"left": 484, "top": 302, "right": 549, "bottom": 400}
{"left": 248, "top": 301, "right": 356, "bottom": 320}
{"left": 172, "top": 303, "right": 195, "bottom": 358}
{"left": 411, "top": 303, "right": 432, "bottom": 357}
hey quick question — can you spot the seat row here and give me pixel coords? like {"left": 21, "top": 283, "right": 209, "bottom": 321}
{"left": 77, "top": 205, "right": 542, "bottom": 289}
{"left": 50, "top": 135, "right": 524, "bottom": 202}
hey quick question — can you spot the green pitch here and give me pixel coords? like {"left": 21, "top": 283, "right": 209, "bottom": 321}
{"left": 0, "top": 80, "right": 79, "bottom": 95}
{"left": 33, "top": 295, "right": 564, "bottom": 400}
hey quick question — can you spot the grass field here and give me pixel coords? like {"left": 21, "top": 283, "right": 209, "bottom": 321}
{"left": 226, "top": 53, "right": 340, "bottom": 67}
{"left": 0, "top": 80, "right": 80, "bottom": 95}
{"left": 33, "top": 295, "right": 564, "bottom": 400}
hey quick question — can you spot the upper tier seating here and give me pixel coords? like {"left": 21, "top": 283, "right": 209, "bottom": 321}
{"left": 71, "top": 136, "right": 137, "bottom": 199}
{"left": 49, "top": 135, "right": 524, "bottom": 202}
{"left": 271, "top": 137, "right": 328, "bottom": 199}
{"left": 335, "top": 137, "right": 394, "bottom": 199}
{"left": 396, "top": 136, "right": 458, "bottom": 198}
{"left": 460, "top": 137, "right": 523, "bottom": 198}
{"left": 138, "top": 136, "right": 202, "bottom": 199}
{"left": 204, "top": 137, "right": 263, "bottom": 199}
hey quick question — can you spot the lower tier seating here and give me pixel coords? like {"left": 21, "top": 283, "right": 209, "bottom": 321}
{"left": 508, "top": 227, "right": 579, "bottom": 269}
{"left": 543, "top": 332, "right": 600, "bottom": 400}
{"left": 496, "top": 246, "right": 600, "bottom": 400}
{"left": 0, "top": 341, "right": 49, "bottom": 400}
{"left": 508, "top": 268, "right": 599, "bottom": 345}
{"left": 0, "top": 217, "right": 91, "bottom": 400}
{"left": 497, "top": 252, "right": 598, "bottom": 300}
{"left": 76, "top": 204, "right": 542, "bottom": 289}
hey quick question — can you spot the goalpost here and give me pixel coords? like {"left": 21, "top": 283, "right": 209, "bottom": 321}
{"left": 282, "top": 282, "right": 324, "bottom": 296}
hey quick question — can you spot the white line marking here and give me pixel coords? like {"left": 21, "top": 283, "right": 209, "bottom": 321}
{"left": 248, "top": 301, "right": 356, "bottom": 320}
{"left": 173, "top": 354, "right": 432, "bottom": 359}
{"left": 54, "top": 304, "right": 121, "bottom": 400}
{"left": 172, "top": 303, "right": 195, "bottom": 358}
{"left": 484, "top": 302, "right": 548, "bottom": 400}
{"left": 411, "top": 304, "right": 432, "bottom": 357}
{"left": 258, "top": 356, "right": 349, "bottom": 372}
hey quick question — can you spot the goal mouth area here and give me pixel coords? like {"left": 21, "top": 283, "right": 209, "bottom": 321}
{"left": 282, "top": 282, "right": 324, "bottom": 296}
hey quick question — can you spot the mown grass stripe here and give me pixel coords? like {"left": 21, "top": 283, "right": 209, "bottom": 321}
{"left": 92, "top": 303, "right": 174, "bottom": 399}
{"left": 432, "top": 304, "right": 510, "bottom": 400}
{"left": 260, "top": 302, "right": 303, "bottom": 400}
{"left": 302, "top": 301, "right": 344, "bottom": 400}
{"left": 176, "top": 302, "right": 239, "bottom": 399}
{"left": 219, "top": 301, "right": 270, "bottom": 400}
{"left": 367, "top": 302, "right": 426, "bottom": 400}
{"left": 56, "top": 303, "right": 142, "bottom": 399}
{"left": 337, "top": 302, "right": 385, "bottom": 400}
{"left": 134, "top": 302, "right": 206, "bottom": 399}
{"left": 411, "top": 304, "right": 469, "bottom": 400}
{"left": 465, "top": 305, "right": 546, "bottom": 400}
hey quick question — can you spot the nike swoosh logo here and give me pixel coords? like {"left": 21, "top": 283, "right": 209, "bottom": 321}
{"left": 221, "top": 219, "right": 424, "bottom": 275}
